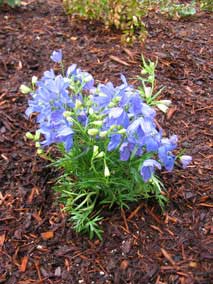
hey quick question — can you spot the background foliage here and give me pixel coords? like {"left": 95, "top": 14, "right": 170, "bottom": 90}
{"left": 0, "top": 0, "right": 20, "bottom": 7}
{"left": 63, "top": 0, "right": 212, "bottom": 42}
{"left": 63, "top": 0, "right": 149, "bottom": 42}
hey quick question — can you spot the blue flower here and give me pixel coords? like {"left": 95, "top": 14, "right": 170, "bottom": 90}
{"left": 141, "top": 103, "right": 156, "bottom": 118}
{"left": 77, "top": 110, "right": 88, "bottom": 127}
{"left": 144, "top": 135, "right": 160, "bottom": 152}
{"left": 92, "top": 82, "right": 115, "bottom": 109}
{"left": 126, "top": 117, "right": 160, "bottom": 152}
{"left": 45, "top": 75, "right": 69, "bottom": 95}
{"left": 77, "top": 71, "right": 94, "bottom": 91}
{"left": 66, "top": 64, "right": 77, "bottom": 77}
{"left": 66, "top": 65, "right": 94, "bottom": 91}
{"left": 140, "top": 159, "right": 161, "bottom": 182}
{"left": 42, "top": 69, "right": 55, "bottom": 80}
{"left": 108, "top": 134, "right": 122, "bottom": 151}
{"left": 161, "top": 135, "right": 178, "bottom": 151}
{"left": 158, "top": 135, "right": 178, "bottom": 171}
{"left": 180, "top": 155, "right": 192, "bottom": 169}
{"left": 158, "top": 145, "right": 175, "bottom": 171}
{"left": 50, "top": 50, "right": 62, "bottom": 63}
{"left": 120, "top": 91, "right": 143, "bottom": 116}
{"left": 40, "top": 110, "right": 74, "bottom": 151}
{"left": 107, "top": 107, "right": 129, "bottom": 128}
{"left": 126, "top": 118, "right": 145, "bottom": 145}
{"left": 119, "top": 142, "right": 134, "bottom": 161}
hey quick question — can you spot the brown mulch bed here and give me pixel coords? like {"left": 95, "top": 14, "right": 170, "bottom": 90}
{"left": 0, "top": 1, "right": 212, "bottom": 283}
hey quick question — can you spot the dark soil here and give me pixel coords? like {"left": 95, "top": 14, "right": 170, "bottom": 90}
{"left": 0, "top": 1, "right": 212, "bottom": 283}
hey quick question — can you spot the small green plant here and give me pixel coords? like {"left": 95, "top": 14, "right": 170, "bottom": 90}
{"left": 23, "top": 50, "right": 192, "bottom": 239}
{"left": 137, "top": 56, "right": 171, "bottom": 113}
{"left": 0, "top": 0, "right": 21, "bottom": 7}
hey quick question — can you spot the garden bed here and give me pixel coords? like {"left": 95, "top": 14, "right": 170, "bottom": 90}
{"left": 0, "top": 1, "right": 212, "bottom": 283}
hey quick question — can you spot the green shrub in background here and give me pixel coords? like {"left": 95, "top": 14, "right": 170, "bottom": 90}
{"left": 0, "top": 0, "right": 21, "bottom": 7}
{"left": 106, "top": 0, "right": 147, "bottom": 42}
{"left": 63, "top": 0, "right": 209, "bottom": 43}
{"left": 199, "top": 0, "right": 213, "bottom": 11}
{"left": 63, "top": 0, "right": 108, "bottom": 20}
{"left": 159, "top": 0, "right": 196, "bottom": 18}
{"left": 63, "top": 0, "right": 148, "bottom": 43}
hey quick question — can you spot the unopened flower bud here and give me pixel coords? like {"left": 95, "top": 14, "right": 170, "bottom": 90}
{"left": 99, "top": 131, "right": 107, "bottom": 138}
{"left": 20, "top": 84, "right": 31, "bottom": 94}
{"left": 92, "top": 120, "right": 103, "bottom": 127}
{"left": 113, "top": 96, "right": 121, "bottom": 103}
{"left": 157, "top": 100, "right": 171, "bottom": 113}
{"left": 88, "top": 128, "right": 99, "bottom": 136}
{"left": 37, "top": 148, "right": 44, "bottom": 155}
{"left": 35, "top": 131, "right": 40, "bottom": 141}
{"left": 148, "top": 75, "right": 153, "bottom": 82}
{"left": 104, "top": 163, "right": 110, "bottom": 177}
{"left": 108, "top": 102, "right": 115, "bottom": 108}
{"left": 35, "top": 141, "right": 41, "bottom": 148}
{"left": 32, "top": 76, "right": 38, "bottom": 85}
{"left": 93, "top": 145, "right": 99, "bottom": 157}
{"left": 141, "top": 69, "right": 147, "bottom": 75}
{"left": 117, "top": 128, "right": 126, "bottom": 135}
{"left": 63, "top": 111, "right": 72, "bottom": 118}
{"left": 26, "top": 132, "right": 34, "bottom": 140}
{"left": 109, "top": 125, "right": 117, "bottom": 131}
{"left": 144, "top": 86, "right": 152, "bottom": 98}
{"left": 96, "top": 151, "right": 104, "bottom": 158}
{"left": 89, "top": 108, "right": 94, "bottom": 115}
{"left": 75, "top": 99, "right": 82, "bottom": 109}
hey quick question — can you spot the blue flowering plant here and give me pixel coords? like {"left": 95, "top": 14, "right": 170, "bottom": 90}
{"left": 23, "top": 50, "right": 192, "bottom": 239}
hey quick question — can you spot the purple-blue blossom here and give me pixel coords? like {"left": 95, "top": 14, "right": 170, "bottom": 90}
{"left": 119, "top": 142, "right": 136, "bottom": 161}
{"left": 108, "top": 134, "right": 122, "bottom": 151}
{"left": 140, "top": 159, "right": 162, "bottom": 182}
{"left": 50, "top": 50, "right": 62, "bottom": 63}
{"left": 158, "top": 135, "right": 178, "bottom": 171}
{"left": 180, "top": 155, "right": 192, "bottom": 169}
{"left": 40, "top": 110, "right": 74, "bottom": 152}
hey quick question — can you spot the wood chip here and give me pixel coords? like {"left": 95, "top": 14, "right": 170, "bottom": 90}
{"left": 0, "top": 233, "right": 5, "bottom": 247}
{"left": 189, "top": 261, "right": 197, "bottom": 268}
{"left": 161, "top": 248, "right": 176, "bottom": 266}
{"left": 150, "top": 225, "right": 163, "bottom": 234}
{"left": 19, "top": 256, "right": 29, "bottom": 272}
{"left": 120, "top": 259, "right": 129, "bottom": 270}
{"left": 32, "top": 212, "right": 42, "bottom": 223}
{"left": 167, "top": 106, "right": 177, "bottom": 120}
{"left": 109, "top": 55, "right": 130, "bottom": 66}
{"left": 128, "top": 203, "right": 144, "bottom": 220}
{"left": 121, "top": 208, "right": 129, "bottom": 233}
{"left": 198, "top": 203, "right": 213, "bottom": 208}
{"left": 122, "top": 47, "right": 135, "bottom": 60}
{"left": 41, "top": 231, "right": 54, "bottom": 240}
{"left": 27, "top": 186, "right": 40, "bottom": 204}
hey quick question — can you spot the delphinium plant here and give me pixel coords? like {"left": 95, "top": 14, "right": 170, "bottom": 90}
{"left": 22, "top": 50, "right": 192, "bottom": 239}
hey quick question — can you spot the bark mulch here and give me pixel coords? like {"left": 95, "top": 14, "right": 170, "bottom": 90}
{"left": 0, "top": 1, "right": 212, "bottom": 283}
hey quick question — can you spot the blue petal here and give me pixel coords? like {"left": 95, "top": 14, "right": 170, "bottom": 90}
{"left": 108, "top": 134, "right": 122, "bottom": 151}
{"left": 50, "top": 50, "right": 62, "bottom": 63}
